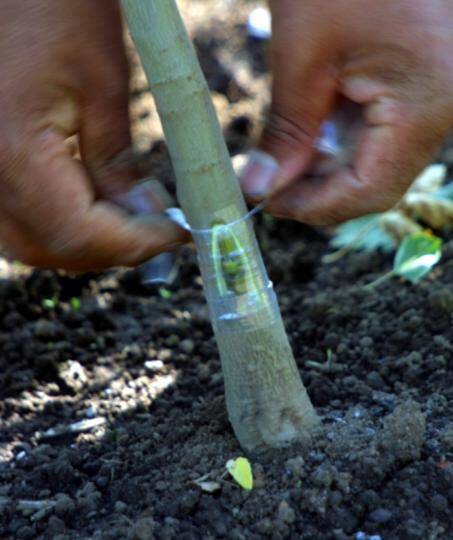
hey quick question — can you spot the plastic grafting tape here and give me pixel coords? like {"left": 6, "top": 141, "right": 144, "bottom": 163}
{"left": 165, "top": 203, "right": 280, "bottom": 331}
{"left": 165, "top": 201, "right": 268, "bottom": 236}
{"left": 209, "top": 281, "right": 280, "bottom": 333}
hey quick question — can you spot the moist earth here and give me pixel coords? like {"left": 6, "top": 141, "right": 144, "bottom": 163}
{"left": 1, "top": 2, "right": 453, "bottom": 539}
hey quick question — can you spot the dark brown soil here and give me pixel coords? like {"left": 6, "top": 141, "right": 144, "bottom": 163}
{"left": 1, "top": 2, "right": 453, "bottom": 539}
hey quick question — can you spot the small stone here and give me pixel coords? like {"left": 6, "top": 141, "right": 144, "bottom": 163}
{"left": 16, "top": 526, "right": 35, "bottom": 540}
{"left": 144, "top": 360, "right": 165, "bottom": 373}
{"left": 34, "top": 319, "right": 58, "bottom": 340}
{"left": 406, "top": 315, "right": 422, "bottom": 330}
{"left": 403, "top": 519, "right": 425, "bottom": 539}
{"left": 360, "top": 336, "right": 374, "bottom": 348}
{"left": 133, "top": 517, "right": 155, "bottom": 540}
{"left": 277, "top": 500, "right": 296, "bottom": 524}
{"left": 177, "top": 490, "right": 199, "bottom": 516}
{"left": 227, "top": 528, "right": 247, "bottom": 540}
{"left": 58, "top": 360, "right": 88, "bottom": 393}
{"left": 380, "top": 400, "right": 425, "bottom": 462}
{"left": 76, "top": 482, "right": 101, "bottom": 512}
{"left": 311, "top": 464, "right": 333, "bottom": 489}
{"left": 429, "top": 290, "right": 453, "bottom": 312}
{"left": 54, "top": 494, "right": 75, "bottom": 517}
{"left": 47, "top": 516, "right": 65, "bottom": 536}
{"left": 335, "top": 508, "right": 358, "bottom": 533}
{"left": 368, "top": 508, "right": 393, "bottom": 524}
{"left": 179, "top": 339, "right": 195, "bottom": 354}
{"left": 329, "top": 490, "right": 343, "bottom": 507}
{"left": 165, "top": 334, "right": 180, "bottom": 347}
{"left": 308, "top": 451, "right": 326, "bottom": 464}
{"left": 253, "top": 468, "right": 266, "bottom": 489}
{"left": 361, "top": 489, "right": 380, "bottom": 510}
{"left": 16, "top": 450, "right": 27, "bottom": 461}
{"left": 433, "top": 335, "right": 451, "bottom": 349}
{"left": 285, "top": 456, "right": 305, "bottom": 478}
{"left": 85, "top": 405, "right": 97, "bottom": 419}
{"left": 157, "top": 348, "right": 172, "bottom": 361}
{"left": 95, "top": 475, "right": 109, "bottom": 489}
{"left": 366, "top": 371, "right": 385, "bottom": 390}
{"left": 430, "top": 494, "right": 448, "bottom": 513}
{"left": 343, "top": 375, "right": 359, "bottom": 390}
{"left": 125, "top": 343, "right": 142, "bottom": 357}
{"left": 115, "top": 501, "right": 128, "bottom": 513}
{"left": 255, "top": 518, "right": 273, "bottom": 535}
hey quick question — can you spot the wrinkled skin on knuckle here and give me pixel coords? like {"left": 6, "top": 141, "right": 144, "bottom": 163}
{"left": 264, "top": 0, "right": 453, "bottom": 228}
{"left": 261, "top": 110, "right": 317, "bottom": 155}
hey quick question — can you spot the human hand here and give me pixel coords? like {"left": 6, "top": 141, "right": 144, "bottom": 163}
{"left": 0, "top": 0, "right": 186, "bottom": 271}
{"left": 241, "top": 0, "right": 453, "bottom": 224}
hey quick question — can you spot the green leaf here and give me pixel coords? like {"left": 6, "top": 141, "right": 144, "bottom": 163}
{"left": 158, "top": 287, "right": 173, "bottom": 299}
{"left": 393, "top": 232, "right": 442, "bottom": 283}
{"left": 42, "top": 297, "right": 57, "bottom": 310}
{"left": 331, "top": 214, "right": 395, "bottom": 253}
{"left": 226, "top": 457, "right": 253, "bottom": 491}
{"left": 70, "top": 297, "right": 81, "bottom": 310}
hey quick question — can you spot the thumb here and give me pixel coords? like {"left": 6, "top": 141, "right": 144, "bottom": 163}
{"left": 241, "top": 30, "right": 337, "bottom": 200}
{"left": 0, "top": 128, "right": 187, "bottom": 272}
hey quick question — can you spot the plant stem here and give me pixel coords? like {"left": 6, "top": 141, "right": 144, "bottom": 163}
{"left": 121, "top": 0, "right": 318, "bottom": 453}
{"left": 323, "top": 218, "right": 382, "bottom": 264}
{"left": 364, "top": 270, "right": 395, "bottom": 290}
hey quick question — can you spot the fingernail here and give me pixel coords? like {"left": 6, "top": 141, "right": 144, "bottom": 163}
{"left": 133, "top": 213, "right": 189, "bottom": 245}
{"left": 114, "top": 179, "right": 173, "bottom": 215}
{"left": 240, "top": 150, "right": 280, "bottom": 197}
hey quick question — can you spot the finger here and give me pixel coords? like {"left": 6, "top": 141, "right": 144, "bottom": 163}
{"left": 266, "top": 97, "right": 444, "bottom": 225}
{"left": 0, "top": 129, "right": 187, "bottom": 271}
{"left": 241, "top": 13, "right": 338, "bottom": 199}
{"left": 79, "top": 50, "right": 137, "bottom": 200}
{"left": 80, "top": 87, "right": 177, "bottom": 215}
{"left": 112, "top": 178, "right": 174, "bottom": 216}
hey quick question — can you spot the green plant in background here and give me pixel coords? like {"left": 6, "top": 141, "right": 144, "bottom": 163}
{"left": 158, "top": 287, "right": 173, "bottom": 300}
{"left": 42, "top": 296, "right": 82, "bottom": 311}
{"left": 366, "top": 232, "right": 443, "bottom": 289}
{"left": 70, "top": 297, "right": 81, "bottom": 311}
{"left": 121, "top": 0, "right": 318, "bottom": 453}
{"left": 327, "top": 164, "right": 449, "bottom": 263}
{"left": 42, "top": 297, "right": 58, "bottom": 310}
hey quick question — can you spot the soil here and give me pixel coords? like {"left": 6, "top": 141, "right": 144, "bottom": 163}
{"left": 1, "top": 2, "right": 453, "bottom": 539}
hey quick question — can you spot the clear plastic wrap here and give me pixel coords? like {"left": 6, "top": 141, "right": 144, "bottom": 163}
{"left": 191, "top": 214, "right": 279, "bottom": 333}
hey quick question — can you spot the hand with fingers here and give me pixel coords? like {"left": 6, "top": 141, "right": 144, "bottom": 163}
{"left": 241, "top": 0, "right": 453, "bottom": 225}
{"left": 0, "top": 0, "right": 187, "bottom": 272}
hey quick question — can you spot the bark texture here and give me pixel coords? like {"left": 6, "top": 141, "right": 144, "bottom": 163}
{"left": 122, "top": 0, "right": 318, "bottom": 453}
